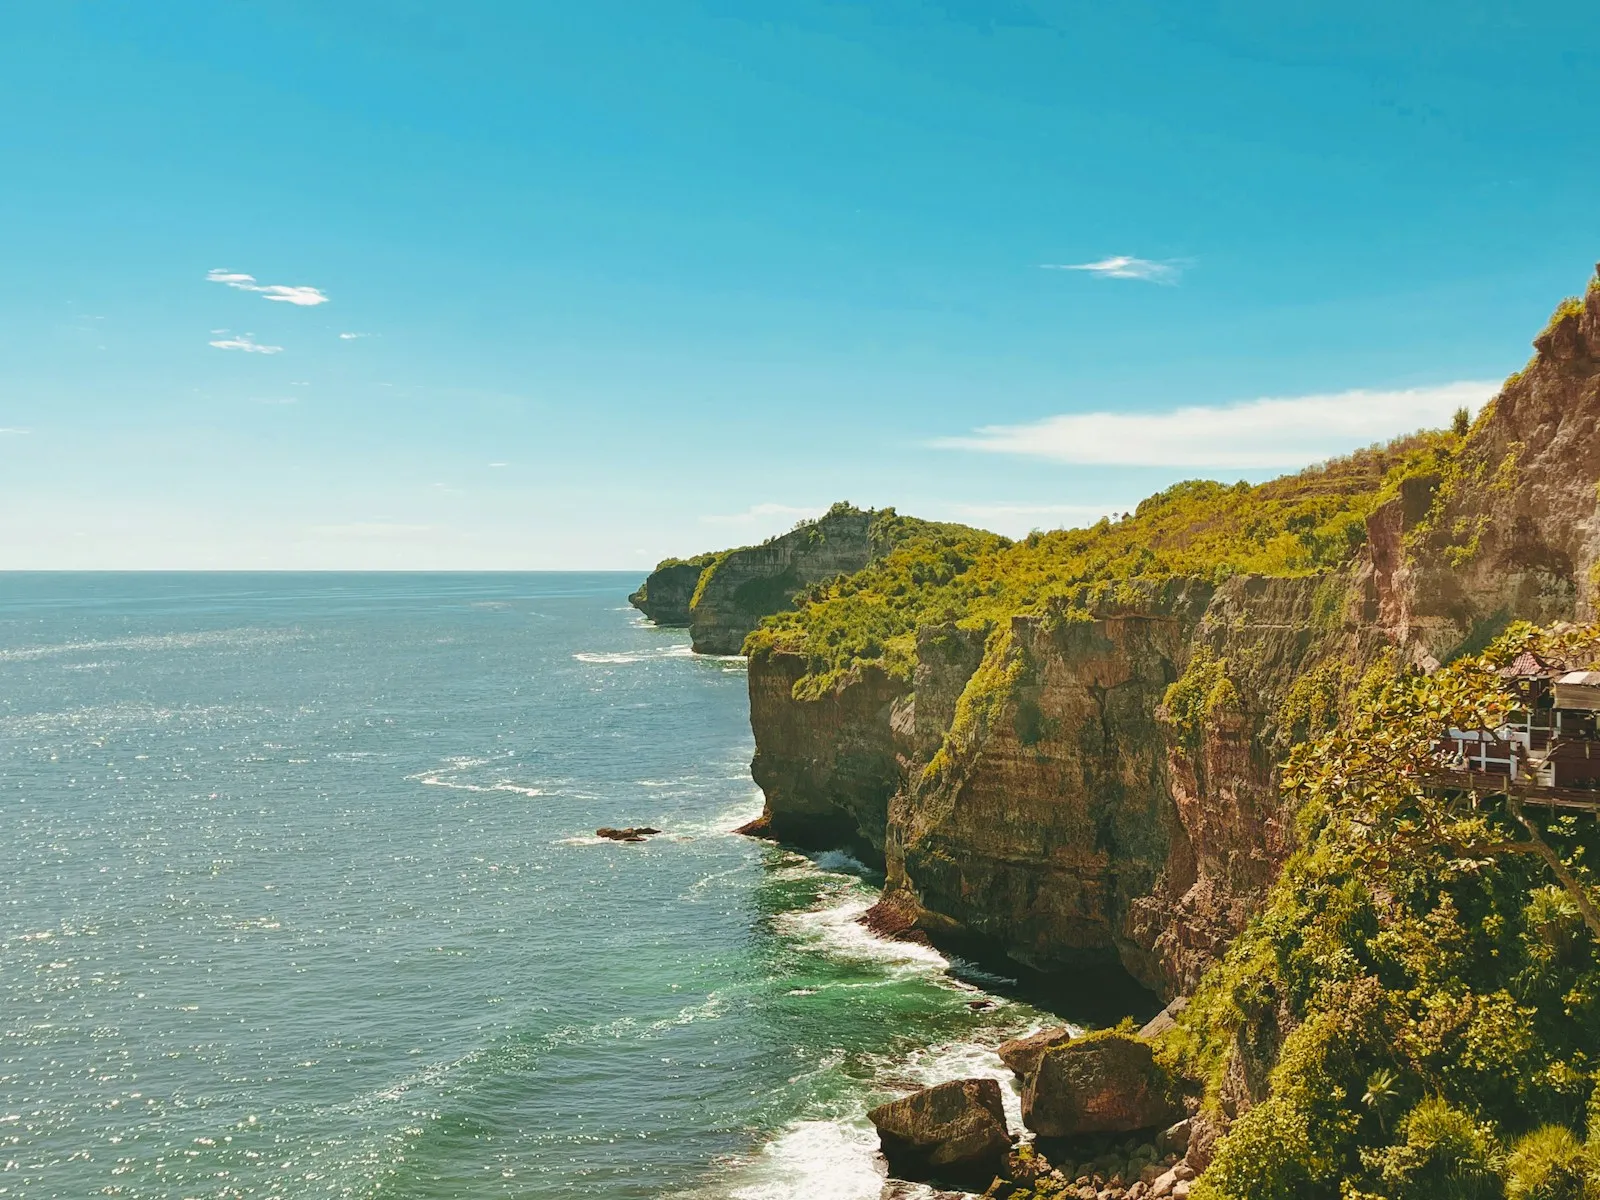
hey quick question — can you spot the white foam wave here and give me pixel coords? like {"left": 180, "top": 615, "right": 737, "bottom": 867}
{"left": 646, "top": 992, "right": 724, "bottom": 1034}
{"left": 572, "top": 645, "right": 694, "bottom": 664}
{"left": 414, "top": 776, "right": 543, "bottom": 797}
{"left": 722, "top": 1119, "right": 888, "bottom": 1200}
{"left": 407, "top": 759, "right": 543, "bottom": 797}
{"left": 943, "top": 955, "right": 1021, "bottom": 989}
{"left": 672, "top": 794, "right": 766, "bottom": 839}
{"left": 776, "top": 895, "right": 950, "bottom": 975}
{"left": 683, "top": 865, "right": 752, "bottom": 897}
{"left": 0, "top": 700, "right": 261, "bottom": 737}
{"left": 810, "top": 849, "right": 872, "bottom": 875}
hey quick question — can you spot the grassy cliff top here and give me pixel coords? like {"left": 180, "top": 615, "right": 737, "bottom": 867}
{"left": 649, "top": 501, "right": 992, "bottom": 576}
{"left": 746, "top": 429, "right": 1462, "bottom": 690}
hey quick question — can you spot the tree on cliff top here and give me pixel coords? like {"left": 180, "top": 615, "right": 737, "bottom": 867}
{"left": 1167, "top": 622, "right": 1600, "bottom": 1200}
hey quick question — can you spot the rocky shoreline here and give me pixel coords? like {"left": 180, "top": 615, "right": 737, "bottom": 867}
{"left": 866, "top": 1019, "right": 1204, "bottom": 1200}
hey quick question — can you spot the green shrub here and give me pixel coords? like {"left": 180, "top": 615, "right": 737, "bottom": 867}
{"left": 1502, "top": 1125, "right": 1592, "bottom": 1200}
{"left": 1160, "top": 648, "right": 1233, "bottom": 749}
{"left": 1371, "top": 1097, "right": 1504, "bottom": 1200}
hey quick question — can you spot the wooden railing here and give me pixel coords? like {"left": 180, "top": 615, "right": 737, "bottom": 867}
{"left": 1418, "top": 770, "right": 1600, "bottom": 814}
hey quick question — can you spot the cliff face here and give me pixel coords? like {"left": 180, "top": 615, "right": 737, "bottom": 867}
{"left": 630, "top": 505, "right": 906, "bottom": 654}
{"left": 1131, "top": 574, "right": 1388, "bottom": 995}
{"left": 744, "top": 567, "right": 1392, "bottom": 997}
{"left": 689, "top": 508, "right": 878, "bottom": 654}
{"left": 887, "top": 582, "right": 1209, "bottom": 986}
{"left": 736, "top": 268, "right": 1600, "bottom": 1003}
{"left": 1396, "top": 276, "right": 1600, "bottom": 660}
{"left": 627, "top": 562, "right": 703, "bottom": 626}
{"left": 744, "top": 647, "right": 904, "bottom": 860}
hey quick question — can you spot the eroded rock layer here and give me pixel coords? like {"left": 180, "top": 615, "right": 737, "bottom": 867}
{"left": 737, "top": 269, "right": 1600, "bottom": 1000}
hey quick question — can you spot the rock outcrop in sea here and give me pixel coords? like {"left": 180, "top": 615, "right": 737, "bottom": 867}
{"left": 866, "top": 1077, "right": 1013, "bottom": 1189}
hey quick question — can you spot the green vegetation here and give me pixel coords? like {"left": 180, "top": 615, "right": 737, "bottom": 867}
{"left": 649, "top": 549, "right": 722, "bottom": 572}
{"left": 748, "top": 431, "right": 1463, "bottom": 691}
{"left": 1550, "top": 296, "right": 1587, "bottom": 327}
{"left": 1159, "top": 647, "right": 1238, "bottom": 749}
{"left": 921, "top": 625, "right": 1030, "bottom": 780}
{"left": 1155, "top": 622, "right": 1600, "bottom": 1200}
{"left": 679, "top": 502, "right": 994, "bottom": 621}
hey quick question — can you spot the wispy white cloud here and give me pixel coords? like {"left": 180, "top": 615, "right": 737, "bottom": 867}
{"left": 309, "top": 523, "right": 438, "bottom": 539}
{"left": 1041, "top": 255, "right": 1186, "bottom": 283}
{"left": 488, "top": 461, "right": 509, "bottom": 468}
{"left": 701, "top": 503, "right": 819, "bottom": 526}
{"left": 935, "top": 381, "right": 1498, "bottom": 469}
{"left": 209, "top": 333, "right": 283, "bottom": 355}
{"left": 337, "top": 331, "right": 369, "bottom": 340}
{"left": 0, "top": 428, "right": 30, "bottom": 435}
{"left": 207, "top": 268, "right": 329, "bottom": 306}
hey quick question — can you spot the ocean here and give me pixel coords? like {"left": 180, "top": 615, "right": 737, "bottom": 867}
{"left": 0, "top": 573, "right": 1059, "bottom": 1199}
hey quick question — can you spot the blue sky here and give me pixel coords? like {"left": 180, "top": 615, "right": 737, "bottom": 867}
{"left": 2, "top": 1, "right": 1596, "bottom": 569}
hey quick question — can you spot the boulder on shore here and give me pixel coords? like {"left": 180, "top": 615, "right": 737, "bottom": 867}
{"left": 998, "top": 1025, "right": 1075, "bottom": 1085}
{"left": 867, "top": 1077, "right": 1013, "bottom": 1188}
{"left": 1023, "top": 1032, "right": 1181, "bottom": 1139}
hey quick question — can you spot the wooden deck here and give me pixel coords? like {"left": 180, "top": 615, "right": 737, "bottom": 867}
{"left": 1418, "top": 770, "right": 1600, "bottom": 814}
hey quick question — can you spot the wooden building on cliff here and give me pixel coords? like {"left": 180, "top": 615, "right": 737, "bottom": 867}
{"left": 1439, "top": 651, "right": 1600, "bottom": 791}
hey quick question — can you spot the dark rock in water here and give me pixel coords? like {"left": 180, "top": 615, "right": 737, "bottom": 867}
{"left": 867, "top": 1077, "right": 1013, "bottom": 1189}
{"left": 859, "top": 890, "right": 933, "bottom": 945}
{"left": 999, "top": 1025, "right": 1075, "bottom": 1085}
{"left": 732, "top": 813, "right": 774, "bottom": 838}
{"left": 596, "top": 826, "right": 658, "bottom": 842}
{"left": 1024, "top": 1033, "right": 1181, "bottom": 1138}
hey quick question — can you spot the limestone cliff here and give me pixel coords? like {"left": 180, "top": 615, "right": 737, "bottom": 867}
{"left": 743, "top": 649, "right": 903, "bottom": 859}
{"left": 687, "top": 506, "right": 878, "bottom": 655}
{"left": 1387, "top": 272, "right": 1600, "bottom": 660}
{"left": 725, "top": 267, "right": 1600, "bottom": 1004}
{"left": 627, "top": 561, "right": 704, "bottom": 626}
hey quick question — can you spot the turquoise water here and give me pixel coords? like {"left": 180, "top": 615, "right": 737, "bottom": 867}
{"left": 0, "top": 574, "right": 1053, "bottom": 1199}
